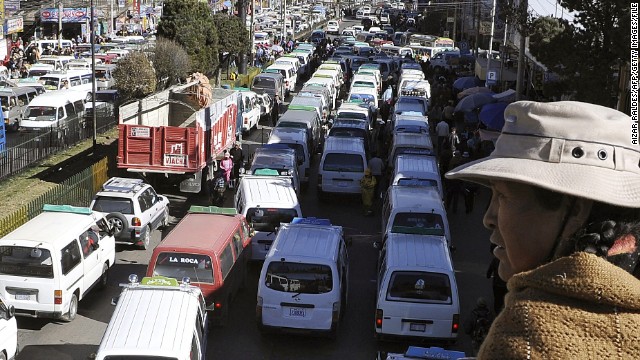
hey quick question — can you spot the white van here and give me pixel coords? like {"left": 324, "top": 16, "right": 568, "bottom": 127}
{"left": 0, "top": 293, "right": 17, "bottom": 360}
{"left": 27, "top": 63, "right": 55, "bottom": 79}
{"left": 374, "top": 233, "right": 459, "bottom": 343}
{"left": 318, "top": 137, "right": 368, "bottom": 198}
{"left": 387, "top": 132, "right": 434, "bottom": 167}
{"left": 0, "top": 87, "right": 39, "bottom": 132}
{"left": 239, "top": 90, "right": 261, "bottom": 133}
{"left": 265, "top": 63, "right": 297, "bottom": 95}
{"left": 96, "top": 275, "right": 208, "bottom": 360}
{"left": 257, "top": 217, "right": 349, "bottom": 338}
{"left": 20, "top": 89, "right": 86, "bottom": 132}
{"left": 393, "top": 154, "right": 443, "bottom": 199}
{"left": 38, "top": 70, "right": 93, "bottom": 92}
{"left": 268, "top": 127, "right": 310, "bottom": 185}
{"left": 0, "top": 204, "right": 116, "bottom": 322}
{"left": 235, "top": 176, "right": 302, "bottom": 260}
{"left": 381, "top": 186, "right": 450, "bottom": 246}
{"left": 36, "top": 39, "right": 74, "bottom": 54}
{"left": 246, "top": 145, "right": 301, "bottom": 195}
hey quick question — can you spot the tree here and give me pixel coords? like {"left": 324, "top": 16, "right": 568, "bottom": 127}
{"left": 157, "top": 0, "right": 219, "bottom": 75}
{"left": 212, "top": 13, "right": 251, "bottom": 70}
{"left": 152, "top": 37, "right": 191, "bottom": 90}
{"left": 113, "top": 52, "right": 157, "bottom": 101}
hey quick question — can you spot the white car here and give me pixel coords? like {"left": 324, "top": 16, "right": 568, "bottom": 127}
{"left": 327, "top": 20, "right": 340, "bottom": 35}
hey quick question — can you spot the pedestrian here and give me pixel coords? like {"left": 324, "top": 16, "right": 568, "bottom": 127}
{"left": 360, "top": 168, "right": 376, "bottom": 216}
{"left": 486, "top": 244, "right": 508, "bottom": 314}
{"left": 443, "top": 100, "right": 455, "bottom": 124}
{"left": 271, "top": 94, "right": 282, "bottom": 126}
{"left": 465, "top": 297, "right": 493, "bottom": 354}
{"left": 446, "top": 101, "right": 640, "bottom": 358}
{"left": 381, "top": 85, "right": 393, "bottom": 123}
{"left": 435, "top": 118, "right": 449, "bottom": 154}
{"left": 219, "top": 150, "right": 234, "bottom": 188}
{"left": 368, "top": 152, "right": 384, "bottom": 198}
{"left": 229, "top": 141, "right": 244, "bottom": 188}
{"left": 448, "top": 127, "right": 460, "bottom": 152}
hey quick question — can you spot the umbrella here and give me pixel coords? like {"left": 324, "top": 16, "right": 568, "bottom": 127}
{"left": 479, "top": 102, "right": 509, "bottom": 130}
{"left": 457, "top": 86, "right": 493, "bottom": 99}
{"left": 455, "top": 92, "right": 496, "bottom": 113}
{"left": 493, "top": 89, "right": 516, "bottom": 102}
{"left": 271, "top": 45, "right": 284, "bottom": 53}
{"left": 453, "top": 76, "right": 480, "bottom": 90}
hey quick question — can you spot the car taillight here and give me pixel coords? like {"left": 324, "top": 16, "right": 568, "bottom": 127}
{"left": 452, "top": 314, "right": 460, "bottom": 333}
{"left": 215, "top": 301, "right": 223, "bottom": 309}
{"left": 375, "top": 309, "right": 383, "bottom": 328}
{"left": 132, "top": 217, "right": 141, "bottom": 227}
{"left": 54, "top": 290, "right": 62, "bottom": 305}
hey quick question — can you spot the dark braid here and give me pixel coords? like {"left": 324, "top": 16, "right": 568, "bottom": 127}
{"left": 572, "top": 219, "right": 640, "bottom": 275}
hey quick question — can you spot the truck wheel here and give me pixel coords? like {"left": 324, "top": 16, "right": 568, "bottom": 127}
{"left": 161, "top": 208, "right": 170, "bottom": 228}
{"left": 62, "top": 294, "right": 78, "bottom": 322}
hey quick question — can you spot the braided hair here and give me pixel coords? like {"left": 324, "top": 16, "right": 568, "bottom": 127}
{"left": 571, "top": 203, "right": 640, "bottom": 277}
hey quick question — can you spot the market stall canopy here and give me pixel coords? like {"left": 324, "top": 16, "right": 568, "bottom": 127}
{"left": 493, "top": 89, "right": 516, "bottom": 102}
{"left": 457, "top": 86, "right": 493, "bottom": 99}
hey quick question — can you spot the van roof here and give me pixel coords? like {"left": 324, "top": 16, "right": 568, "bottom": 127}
{"left": 1, "top": 207, "right": 104, "bottom": 247}
{"left": 389, "top": 185, "right": 442, "bottom": 209}
{"left": 393, "top": 132, "right": 434, "bottom": 149}
{"left": 0, "top": 87, "right": 37, "bottom": 96}
{"left": 268, "top": 223, "right": 343, "bottom": 262}
{"left": 97, "top": 285, "right": 202, "bottom": 358}
{"left": 27, "top": 89, "right": 87, "bottom": 105}
{"left": 154, "top": 212, "right": 243, "bottom": 254}
{"left": 323, "top": 136, "right": 365, "bottom": 153}
{"left": 239, "top": 176, "right": 298, "bottom": 207}
{"left": 385, "top": 233, "right": 452, "bottom": 271}
{"left": 395, "top": 154, "right": 439, "bottom": 174}
{"left": 279, "top": 109, "right": 318, "bottom": 123}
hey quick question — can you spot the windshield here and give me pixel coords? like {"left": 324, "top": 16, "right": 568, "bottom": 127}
{"left": 337, "top": 112, "right": 367, "bottom": 120}
{"left": 323, "top": 153, "right": 364, "bottom": 172}
{"left": 349, "top": 94, "right": 375, "bottom": 103}
{"left": 277, "top": 121, "right": 307, "bottom": 130}
{"left": 265, "top": 262, "right": 333, "bottom": 294}
{"left": 38, "top": 77, "right": 60, "bottom": 91}
{"left": 24, "top": 106, "right": 57, "bottom": 121}
{"left": 395, "top": 102, "right": 426, "bottom": 115}
{"left": 329, "top": 128, "right": 366, "bottom": 139}
{"left": 253, "top": 77, "right": 276, "bottom": 88}
{"left": 397, "top": 178, "right": 438, "bottom": 187}
{"left": 95, "top": 69, "right": 110, "bottom": 79}
{"left": 246, "top": 207, "right": 298, "bottom": 232}
{"left": 387, "top": 271, "right": 452, "bottom": 303}
{"left": 91, "top": 196, "right": 134, "bottom": 214}
{"left": 0, "top": 246, "right": 54, "bottom": 278}
{"left": 152, "top": 252, "right": 214, "bottom": 284}
{"left": 391, "top": 212, "right": 445, "bottom": 236}
{"left": 274, "top": 143, "right": 305, "bottom": 164}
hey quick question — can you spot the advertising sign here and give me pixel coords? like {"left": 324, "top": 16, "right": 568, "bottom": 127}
{"left": 4, "top": 0, "right": 19, "bottom": 13}
{"left": 40, "top": 8, "right": 89, "bottom": 23}
{"left": 5, "top": 17, "right": 23, "bottom": 34}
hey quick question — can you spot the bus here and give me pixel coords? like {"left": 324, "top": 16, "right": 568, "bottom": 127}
{"left": 435, "top": 37, "right": 456, "bottom": 51}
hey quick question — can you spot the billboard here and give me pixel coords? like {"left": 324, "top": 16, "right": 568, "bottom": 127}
{"left": 40, "top": 8, "right": 89, "bottom": 23}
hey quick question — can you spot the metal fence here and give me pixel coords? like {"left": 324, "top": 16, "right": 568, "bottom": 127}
{"left": 0, "top": 156, "right": 109, "bottom": 237}
{"left": 0, "top": 107, "right": 117, "bottom": 181}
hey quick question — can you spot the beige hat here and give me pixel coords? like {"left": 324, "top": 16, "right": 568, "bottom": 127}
{"left": 446, "top": 101, "right": 640, "bottom": 208}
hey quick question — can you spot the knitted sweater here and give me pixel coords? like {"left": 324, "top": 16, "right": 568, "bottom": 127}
{"left": 478, "top": 252, "right": 640, "bottom": 359}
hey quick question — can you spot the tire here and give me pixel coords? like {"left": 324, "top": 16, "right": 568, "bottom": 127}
{"left": 62, "top": 294, "right": 78, "bottom": 322}
{"left": 161, "top": 208, "right": 170, "bottom": 228}
{"left": 106, "top": 212, "right": 128, "bottom": 238}
{"left": 137, "top": 225, "right": 151, "bottom": 250}
{"left": 98, "top": 263, "right": 109, "bottom": 290}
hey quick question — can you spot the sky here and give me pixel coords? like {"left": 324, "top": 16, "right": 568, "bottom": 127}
{"left": 528, "top": 0, "right": 577, "bottom": 23}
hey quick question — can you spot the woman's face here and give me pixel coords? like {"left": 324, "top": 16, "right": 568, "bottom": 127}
{"left": 483, "top": 181, "right": 570, "bottom": 281}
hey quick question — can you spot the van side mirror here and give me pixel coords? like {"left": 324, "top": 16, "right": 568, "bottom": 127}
{"left": 7, "top": 305, "right": 15, "bottom": 318}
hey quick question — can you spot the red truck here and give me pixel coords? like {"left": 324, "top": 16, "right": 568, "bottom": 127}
{"left": 117, "top": 84, "right": 238, "bottom": 193}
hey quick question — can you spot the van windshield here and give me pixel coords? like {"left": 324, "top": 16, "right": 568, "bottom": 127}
{"left": 396, "top": 178, "right": 438, "bottom": 187}
{"left": 152, "top": 252, "right": 214, "bottom": 284}
{"left": 328, "top": 128, "right": 366, "bottom": 139}
{"left": 265, "top": 262, "right": 333, "bottom": 294}
{"left": 38, "top": 77, "right": 61, "bottom": 91}
{"left": 337, "top": 112, "right": 367, "bottom": 120}
{"left": 246, "top": 208, "right": 298, "bottom": 232}
{"left": 91, "top": 196, "right": 134, "bottom": 214}
{"left": 323, "top": 153, "right": 364, "bottom": 172}
{"left": 28, "top": 70, "right": 49, "bottom": 77}
{"left": 104, "top": 356, "right": 179, "bottom": 360}
{"left": 253, "top": 77, "right": 276, "bottom": 88}
{"left": 394, "top": 148, "right": 434, "bottom": 157}
{"left": 24, "top": 106, "right": 57, "bottom": 121}
{"left": 391, "top": 212, "right": 445, "bottom": 236}
{"left": 0, "top": 246, "right": 54, "bottom": 278}
{"left": 387, "top": 271, "right": 452, "bottom": 303}
{"left": 272, "top": 143, "right": 305, "bottom": 164}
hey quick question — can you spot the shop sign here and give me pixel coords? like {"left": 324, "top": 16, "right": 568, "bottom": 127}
{"left": 4, "top": 0, "right": 18, "bottom": 13}
{"left": 40, "top": 8, "right": 88, "bottom": 23}
{"left": 5, "top": 17, "right": 23, "bottom": 35}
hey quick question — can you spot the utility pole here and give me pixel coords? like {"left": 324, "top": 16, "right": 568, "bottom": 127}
{"left": 239, "top": 0, "right": 248, "bottom": 74}
{"left": 281, "top": 0, "right": 286, "bottom": 42}
{"left": 90, "top": 0, "right": 97, "bottom": 151}
{"left": 452, "top": 3, "right": 457, "bottom": 42}
{"left": 474, "top": 0, "right": 480, "bottom": 54}
{"left": 58, "top": 0, "right": 63, "bottom": 49}
{"left": 515, "top": 0, "right": 527, "bottom": 100}
{"left": 110, "top": 0, "right": 114, "bottom": 35}
{"left": 485, "top": 0, "right": 496, "bottom": 88}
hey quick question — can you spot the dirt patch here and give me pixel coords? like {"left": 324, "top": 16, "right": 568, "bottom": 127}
{"left": 0, "top": 128, "right": 120, "bottom": 215}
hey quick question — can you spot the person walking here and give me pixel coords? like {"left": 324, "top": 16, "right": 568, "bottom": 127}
{"left": 219, "top": 150, "right": 234, "bottom": 189}
{"left": 448, "top": 127, "right": 461, "bottom": 152}
{"left": 271, "top": 95, "right": 282, "bottom": 127}
{"left": 446, "top": 101, "right": 640, "bottom": 359}
{"left": 368, "top": 152, "right": 384, "bottom": 198}
{"left": 229, "top": 141, "right": 244, "bottom": 188}
{"left": 465, "top": 297, "right": 493, "bottom": 355}
{"left": 360, "top": 168, "right": 377, "bottom": 216}
{"left": 381, "top": 85, "right": 394, "bottom": 123}
{"left": 435, "top": 119, "right": 450, "bottom": 154}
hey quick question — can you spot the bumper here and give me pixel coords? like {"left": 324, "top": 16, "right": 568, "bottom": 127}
{"left": 15, "top": 308, "right": 64, "bottom": 319}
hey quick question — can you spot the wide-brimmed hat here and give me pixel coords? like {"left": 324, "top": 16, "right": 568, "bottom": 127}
{"left": 446, "top": 101, "right": 640, "bottom": 208}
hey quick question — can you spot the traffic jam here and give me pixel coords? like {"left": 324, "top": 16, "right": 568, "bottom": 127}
{"left": 0, "top": 18, "right": 469, "bottom": 360}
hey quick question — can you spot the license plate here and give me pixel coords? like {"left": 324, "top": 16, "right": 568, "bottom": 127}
{"left": 288, "top": 307, "right": 306, "bottom": 317}
{"left": 335, "top": 180, "right": 349, "bottom": 187}
{"left": 15, "top": 293, "right": 30, "bottom": 300}
{"left": 410, "top": 323, "right": 426, "bottom": 332}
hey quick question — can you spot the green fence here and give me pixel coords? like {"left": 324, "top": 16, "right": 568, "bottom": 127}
{"left": 0, "top": 157, "right": 109, "bottom": 237}
{"left": 221, "top": 66, "right": 264, "bottom": 89}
